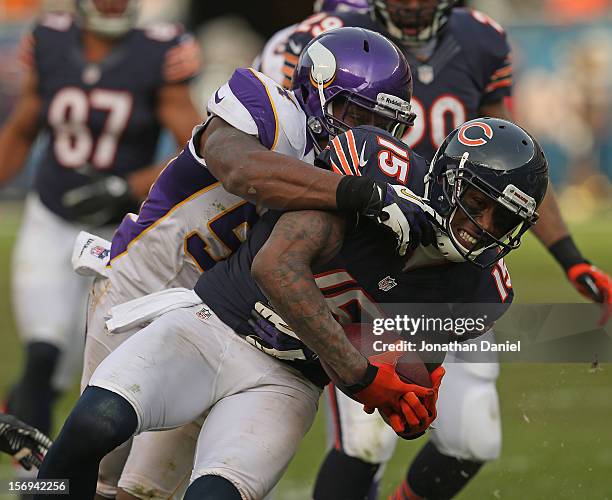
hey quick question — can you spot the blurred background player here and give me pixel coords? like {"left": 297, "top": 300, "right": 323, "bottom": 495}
{"left": 252, "top": 0, "right": 369, "bottom": 78}
{"left": 0, "top": 0, "right": 200, "bottom": 452}
{"left": 256, "top": 1, "right": 612, "bottom": 498}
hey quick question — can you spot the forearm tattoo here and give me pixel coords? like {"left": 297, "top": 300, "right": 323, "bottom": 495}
{"left": 255, "top": 210, "right": 367, "bottom": 384}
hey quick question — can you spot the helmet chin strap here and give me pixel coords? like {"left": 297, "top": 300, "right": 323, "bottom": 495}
{"left": 315, "top": 73, "right": 327, "bottom": 116}
{"left": 309, "top": 73, "right": 329, "bottom": 138}
{"left": 435, "top": 208, "right": 469, "bottom": 262}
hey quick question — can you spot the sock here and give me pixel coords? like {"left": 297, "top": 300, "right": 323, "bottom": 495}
{"left": 7, "top": 342, "right": 61, "bottom": 435}
{"left": 35, "top": 387, "right": 137, "bottom": 500}
{"left": 313, "top": 448, "right": 380, "bottom": 500}
{"left": 184, "top": 475, "right": 242, "bottom": 500}
{"left": 391, "top": 441, "right": 483, "bottom": 500}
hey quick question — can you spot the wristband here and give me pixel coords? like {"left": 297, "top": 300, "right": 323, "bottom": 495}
{"left": 343, "top": 362, "right": 378, "bottom": 394}
{"left": 548, "top": 235, "right": 587, "bottom": 271}
{"left": 336, "top": 176, "right": 381, "bottom": 213}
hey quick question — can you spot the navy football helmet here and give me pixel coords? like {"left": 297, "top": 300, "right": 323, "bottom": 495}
{"left": 424, "top": 117, "right": 549, "bottom": 268}
{"left": 292, "top": 27, "right": 416, "bottom": 150}
{"left": 369, "top": 0, "right": 455, "bottom": 46}
{"left": 76, "top": 0, "right": 139, "bottom": 38}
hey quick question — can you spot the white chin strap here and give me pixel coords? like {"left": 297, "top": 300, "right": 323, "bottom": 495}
{"left": 435, "top": 228, "right": 465, "bottom": 262}
{"left": 435, "top": 207, "right": 488, "bottom": 263}
{"left": 86, "top": 16, "right": 133, "bottom": 37}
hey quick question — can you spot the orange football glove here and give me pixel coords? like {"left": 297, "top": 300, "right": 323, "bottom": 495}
{"left": 350, "top": 362, "right": 438, "bottom": 438}
{"left": 381, "top": 365, "right": 445, "bottom": 439}
{"left": 567, "top": 263, "right": 612, "bottom": 326}
{"left": 421, "top": 365, "right": 445, "bottom": 420}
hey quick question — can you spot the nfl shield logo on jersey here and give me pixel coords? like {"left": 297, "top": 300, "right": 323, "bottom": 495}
{"left": 90, "top": 245, "right": 110, "bottom": 260}
{"left": 196, "top": 307, "right": 212, "bottom": 322}
{"left": 82, "top": 64, "right": 101, "bottom": 85}
{"left": 417, "top": 65, "right": 434, "bottom": 85}
{"left": 378, "top": 276, "right": 397, "bottom": 292}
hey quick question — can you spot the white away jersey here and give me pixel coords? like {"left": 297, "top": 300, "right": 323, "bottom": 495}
{"left": 108, "top": 68, "right": 315, "bottom": 301}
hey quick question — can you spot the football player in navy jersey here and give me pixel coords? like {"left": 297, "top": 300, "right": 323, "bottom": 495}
{"left": 35, "top": 119, "right": 548, "bottom": 500}
{"left": 256, "top": 2, "right": 612, "bottom": 497}
{"left": 0, "top": 0, "right": 201, "bottom": 443}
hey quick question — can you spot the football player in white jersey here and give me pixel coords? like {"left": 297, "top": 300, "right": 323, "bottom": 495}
{"left": 64, "top": 27, "right": 428, "bottom": 500}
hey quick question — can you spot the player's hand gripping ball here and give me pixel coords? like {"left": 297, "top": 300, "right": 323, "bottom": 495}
{"left": 322, "top": 323, "right": 445, "bottom": 439}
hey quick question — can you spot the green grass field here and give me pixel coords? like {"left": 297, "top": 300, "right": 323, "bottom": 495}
{"left": 1, "top": 201, "right": 611, "bottom": 499}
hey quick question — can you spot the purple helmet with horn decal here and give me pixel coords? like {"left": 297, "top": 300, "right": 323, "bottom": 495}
{"left": 425, "top": 117, "right": 549, "bottom": 268}
{"left": 313, "top": 0, "right": 369, "bottom": 13}
{"left": 292, "top": 27, "right": 416, "bottom": 150}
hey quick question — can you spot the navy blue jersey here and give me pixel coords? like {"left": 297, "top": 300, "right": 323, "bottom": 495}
{"left": 195, "top": 126, "right": 513, "bottom": 386}
{"left": 24, "top": 13, "right": 199, "bottom": 223}
{"left": 279, "top": 8, "right": 512, "bottom": 161}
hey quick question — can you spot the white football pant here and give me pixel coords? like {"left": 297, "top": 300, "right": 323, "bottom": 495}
{"left": 12, "top": 194, "right": 114, "bottom": 391}
{"left": 89, "top": 299, "right": 321, "bottom": 500}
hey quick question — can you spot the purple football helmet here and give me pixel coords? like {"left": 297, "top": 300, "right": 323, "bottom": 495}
{"left": 292, "top": 27, "right": 416, "bottom": 149}
{"left": 313, "top": 0, "right": 369, "bottom": 13}
{"left": 369, "top": 0, "right": 455, "bottom": 46}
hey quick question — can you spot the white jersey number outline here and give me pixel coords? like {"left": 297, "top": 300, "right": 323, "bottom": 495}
{"left": 48, "top": 87, "right": 133, "bottom": 170}
{"left": 402, "top": 95, "right": 467, "bottom": 152}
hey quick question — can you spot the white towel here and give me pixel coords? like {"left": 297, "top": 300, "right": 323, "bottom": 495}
{"left": 71, "top": 231, "right": 112, "bottom": 278}
{"left": 106, "top": 288, "right": 202, "bottom": 334}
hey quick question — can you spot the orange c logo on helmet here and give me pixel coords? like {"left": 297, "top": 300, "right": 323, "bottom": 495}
{"left": 457, "top": 121, "right": 494, "bottom": 147}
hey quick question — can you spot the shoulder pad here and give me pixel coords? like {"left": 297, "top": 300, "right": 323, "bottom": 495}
{"left": 317, "top": 126, "right": 428, "bottom": 194}
{"left": 142, "top": 22, "right": 184, "bottom": 42}
{"left": 450, "top": 9, "right": 509, "bottom": 56}
{"left": 208, "top": 68, "right": 306, "bottom": 153}
{"left": 37, "top": 12, "right": 74, "bottom": 32}
{"left": 449, "top": 9, "right": 512, "bottom": 100}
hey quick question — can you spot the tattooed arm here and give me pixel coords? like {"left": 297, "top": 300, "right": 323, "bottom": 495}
{"left": 251, "top": 210, "right": 368, "bottom": 385}
{"left": 200, "top": 117, "right": 342, "bottom": 211}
